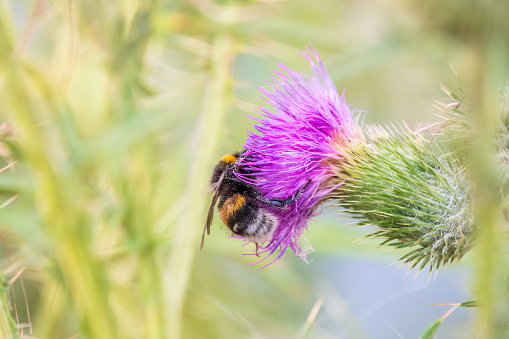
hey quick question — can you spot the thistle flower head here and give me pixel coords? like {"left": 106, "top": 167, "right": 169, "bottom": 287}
{"left": 235, "top": 45, "right": 356, "bottom": 266}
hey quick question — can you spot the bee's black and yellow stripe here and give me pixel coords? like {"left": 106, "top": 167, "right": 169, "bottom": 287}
{"left": 217, "top": 190, "right": 277, "bottom": 238}
{"left": 218, "top": 193, "right": 246, "bottom": 226}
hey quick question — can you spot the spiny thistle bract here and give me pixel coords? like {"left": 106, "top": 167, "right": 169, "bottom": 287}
{"left": 331, "top": 125, "right": 474, "bottom": 272}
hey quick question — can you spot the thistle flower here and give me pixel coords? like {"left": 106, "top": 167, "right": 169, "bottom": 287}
{"left": 235, "top": 45, "right": 356, "bottom": 266}
{"left": 234, "top": 48, "right": 478, "bottom": 272}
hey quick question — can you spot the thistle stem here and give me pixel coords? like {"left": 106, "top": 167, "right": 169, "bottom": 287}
{"left": 469, "top": 41, "right": 507, "bottom": 339}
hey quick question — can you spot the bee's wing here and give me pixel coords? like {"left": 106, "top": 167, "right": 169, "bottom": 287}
{"left": 201, "top": 171, "right": 226, "bottom": 250}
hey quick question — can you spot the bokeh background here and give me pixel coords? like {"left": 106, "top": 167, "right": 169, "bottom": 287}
{"left": 0, "top": 0, "right": 502, "bottom": 338}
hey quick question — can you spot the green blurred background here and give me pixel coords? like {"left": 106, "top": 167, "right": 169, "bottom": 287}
{"left": 0, "top": 0, "right": 497, "bottom": 338}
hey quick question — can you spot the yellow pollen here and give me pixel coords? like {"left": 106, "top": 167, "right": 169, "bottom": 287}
{"left": 221, "top": 154, "right": 237, "bottom": 163}
{"left": 225, "top": 194, "right": 246, "bottom": 217}
{"left": 233, "top": 195, "right": 246, "bottom": 213}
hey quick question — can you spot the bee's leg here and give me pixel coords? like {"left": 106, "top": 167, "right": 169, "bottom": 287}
{"left": 253, "top": 179, "right": 312, "bottom": 208}
{"left": 255, "top": 243, "right": 260, "bottom": 257}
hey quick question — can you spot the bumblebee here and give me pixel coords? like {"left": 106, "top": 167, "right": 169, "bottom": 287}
{"left": 201, "top": 150, "right": 310, "bottom": 252}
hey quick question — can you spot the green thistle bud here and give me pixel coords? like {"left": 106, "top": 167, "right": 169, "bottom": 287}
{"left": 331, "top": 125, "right": 474, "bottom": 272}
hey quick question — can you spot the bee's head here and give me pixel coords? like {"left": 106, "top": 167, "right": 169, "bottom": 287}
{"left": 210, "top": 152, "right": 244, "bottom": 188}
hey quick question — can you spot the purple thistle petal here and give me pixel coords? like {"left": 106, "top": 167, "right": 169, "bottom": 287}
{"left": 236, "top": 45, "right": 356, "bottom": 266}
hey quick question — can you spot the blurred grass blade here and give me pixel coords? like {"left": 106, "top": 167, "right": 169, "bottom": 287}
{"left": 420, "top": 319, "right": 442, "bottom": 339}
{"left": 298, "top": 297, "right": 324, "bottom": 338}
{"left": 420, "top": 304, "right": 459, "bottom": 339}
{"left": 0, "top": 271, "right": 18, "bottom": 338}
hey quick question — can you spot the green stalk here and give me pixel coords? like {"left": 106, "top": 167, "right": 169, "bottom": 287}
{"left": 166, "top": 30, "right": 235, "bottom": 339}
{"left": 469, "top": 41, "right": 507, "bottom": 339}
{"left": 458, "top": 4, "right": 509, "bottom": 337}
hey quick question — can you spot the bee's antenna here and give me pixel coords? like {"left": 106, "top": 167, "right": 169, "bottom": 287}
{"left": 246, "top": 140, "right": 259, "bottom": 155}
{"left": 235, "top": 140, "right": 259, "bottom": 173}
